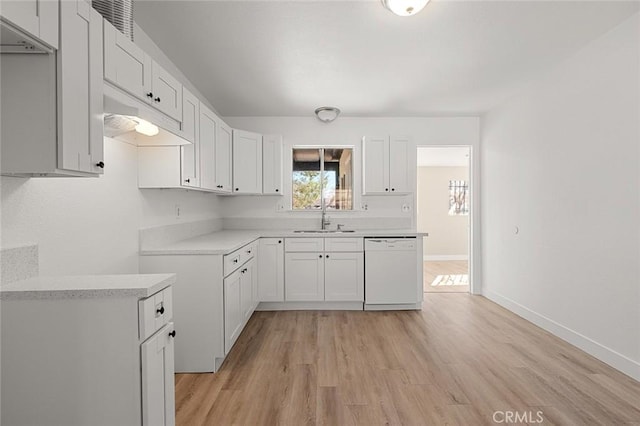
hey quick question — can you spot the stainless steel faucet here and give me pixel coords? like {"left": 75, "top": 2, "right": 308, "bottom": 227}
{"left": 321, "top": 210, "right": 331, "bottom": 230}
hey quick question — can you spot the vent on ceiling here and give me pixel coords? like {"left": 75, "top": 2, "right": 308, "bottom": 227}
{"left": 92, "top": 0, "right": 134, "bottom": 41}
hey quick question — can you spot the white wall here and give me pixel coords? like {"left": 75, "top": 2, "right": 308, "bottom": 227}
{"left": 481, "top": 13, "right": 640, "bottom": 379}
{"left": 417, "top": 166, "right": 469, "bottom": 258}
{"left": 0, "top": 138, "right": 221, "bottom": 276}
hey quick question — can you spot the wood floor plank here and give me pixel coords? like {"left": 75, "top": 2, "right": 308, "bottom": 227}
{"left": 175, "top": 295, "right": 640, "bottom": 425}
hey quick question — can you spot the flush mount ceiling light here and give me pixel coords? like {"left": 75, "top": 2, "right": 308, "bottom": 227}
{"left": 381, "top": 0, "right": 430, "bottom": 16}
{"left": 315, "top": 106, "right": 341, "bottom": 123}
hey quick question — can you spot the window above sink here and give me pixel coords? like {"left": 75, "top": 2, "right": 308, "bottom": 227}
{"left": 292, "top": 147, "right": 353, "bottom": 211}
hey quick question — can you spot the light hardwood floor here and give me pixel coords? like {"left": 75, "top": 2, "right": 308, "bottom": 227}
{"left": 424, "top": 260, "right": 469, "bottom": 293}
{"left": 175, "top": 295, "right": 640, "bottom": 425}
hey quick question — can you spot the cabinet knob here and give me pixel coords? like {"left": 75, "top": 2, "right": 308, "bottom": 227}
{"left": 326, "top": 255, "right": 329, "bottom": 258}
{"left": 275, "top": 189, "right": 279, "bottom": 192}
{"left": 235, "top": 188, "right": 239, "bottom": 191}
{"left": 385, "top": 188, "right": 389, "bottom": 192}
{"left": 233, "top": 259, "right": 238, "bottom": 263}
{"left": 185, "top": 178, "right": 190, "bottom": 183}
{"left": 154, "top": 97, "right": 161, "bottom": 102}
{"left": 96, "top": 161, "right": 105, "bottom": 169}
{"left": 146, "top": 92, "right": 153, "bottom": 98}
{"left": 319, "top": 254, "right": 322, "bottom": 258}
{"left": 247, "top": 250, "right": 251, "bottom": 254}
{"left": 156, "top": 306, "right": 165, "bottom": 315}
{"left": 278, "top": 240, "right": 282, "bottom": 244}
{"left": 391, "top": 188, "right": 395, "bottom": 191}
{"left": 169, "top": 330, "right": 176, "bottom": 338}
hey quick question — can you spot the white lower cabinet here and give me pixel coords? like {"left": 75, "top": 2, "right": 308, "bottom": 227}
{"left": 140, "top": 239, "right": 258, "bottom": 373}
{"left": 257, "top": 238, "right": 285, "bottom": 302}
{"left": 1, "top": 281, "right": 175, "bottom": 426}
{"left": 284, "top": 238, "right": 364, "bottom": 302}
{"left": 142, "top": 322, "right": 176, "bottom": 426}
{"left": 285, "top": 252, "right": 325, "bottom": 301}
{"left": 324, "top": 252, "right": 364, "bottom": 301}
{"left": 224, "top": 267, "right": 243, "bottom": 354}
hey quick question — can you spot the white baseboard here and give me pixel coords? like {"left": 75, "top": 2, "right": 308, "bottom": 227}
{"left": 257, "top": 301, "right": 364, "bottom": 311}
{"left": 423, "top": 254, "right": 469, "bottom": 261}
{"left": 483, "top": 290, "right": 640, "bottom": 381}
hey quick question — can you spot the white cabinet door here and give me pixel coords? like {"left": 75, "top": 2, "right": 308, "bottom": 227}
{"left": 199, "top": 104, "right": 217, "bottom": 191}
{"left": 240, "top": 259, "right": 254, "bottom": 322}
{"left": 224, "top": 269, "right": 243, "bottom": 354}
{"left": 389, "top": 136, "right": 411, "bottom": 193}
{"left": 0, "top": 0, "right": 58, "bottom": 49}
{"left": 324, "top": 252, "right": 364, "bottom": 302}
{"left": 150, "top": 61, "right": 182, "bottom": 121}
{"left": 58, "top": 0, "right": 104, "bottom": 175}
{"left": 262, "top": 134, "right": 283, "bottom": 195}
{"left": 103, "top": 19, "right": 152, "bottom": 101}
{"left": 258, "top": 238, "right": 284, "bottom": 302}
{"left": 215, "top": 120, "right": 232, "bottom": 192}
{"left": 141, "top": 322, "right": 176, "bottom": 426}
{"left": 180, "top": 88, "right": 199, "bottom": 188}
{"left": 362, "top": 136, "right": 390, "bottom": 194}
{"left": 285, "top": 253, "right": 324, "bottom": 301}
{"left": 233, "top": 129, "right": 263, "bottom": 194}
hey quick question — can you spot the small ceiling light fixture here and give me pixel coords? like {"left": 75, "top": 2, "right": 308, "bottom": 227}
{"left": 381, "top": 0, "right": 430, "bottom": 17}
{"left": 315, "top": 106, "right": 341, "bottom": 123}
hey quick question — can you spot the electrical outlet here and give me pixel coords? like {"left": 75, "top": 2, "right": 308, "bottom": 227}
{"left": 401, "top": 204, "right": 410, "bottom": 213}
{"left": 361, "top": 203, "right": 368, "bottom": 211}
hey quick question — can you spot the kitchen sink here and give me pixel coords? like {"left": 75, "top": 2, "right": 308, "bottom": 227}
{"left": 293, "top": 230, "right": 356, "bottom": 233}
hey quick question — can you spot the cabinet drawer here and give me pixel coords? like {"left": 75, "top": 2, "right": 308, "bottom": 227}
{"left": 224, "top": 240, "right": 257, "bottom": 277}
{"left": 325, "top": 238, "right": 363, "bottom": 252}
{"left": 285, "top": 238, "right": 324, "bottom": 252}
{"left": 139, "top": 286, "right": 173, "bottom": 341}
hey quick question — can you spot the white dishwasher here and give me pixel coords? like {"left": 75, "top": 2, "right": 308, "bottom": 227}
{"left": 365, "top": 237, "right": 421, "bottom": 310}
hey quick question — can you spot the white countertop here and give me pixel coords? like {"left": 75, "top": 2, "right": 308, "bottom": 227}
{"left": 0, "top": 273, "right": 176, "bottom": 300}
{"left": 139, "top": 229, "right": 427, "bottom": 256}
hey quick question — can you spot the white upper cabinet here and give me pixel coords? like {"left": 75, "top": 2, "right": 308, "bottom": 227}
{"left": 180, "top": 88, "right": 199, "bottom": 188}
{"left": 150, "top": 61, "right": 182, "bottom": 121}
{"left": 103, "top": 19, "right": 182, "bottom": 122}
{"left": 58, "top": 0, "right": 104, "bottom": 175}
{"left": 262, "top": 134, "right": 283, "bottom": 195}
{"left": 1, "top": 0, "right": 103, "bottom": 177}
{"left": 389, "top": 136, "right": 411, "bottom": 193}
{"left": 215, "top": 120, "right": 232, "bottom": 193}
{"left": 362, "top": 135, "right": 412, "bottom": 194}
{"left": 103, "top": 19, "right": 151, "bottom": 102}
{"left": 0, "top": 0, "right": 59, "bottom": 49}
{"left": 233, "top": 129, "right": 263, "bottom": 194}
{"left": 199, "top": 103, "right": 217, "bottom": 191}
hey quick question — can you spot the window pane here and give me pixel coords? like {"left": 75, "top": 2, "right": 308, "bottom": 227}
{"left": 323, "top": 148, "right": 353, "bottom": 210}
{"left": 292, "top": 149, "right": 322, "bottom": 210}
{"left": 292, "top": 148, "right": 353, "bottom": 211}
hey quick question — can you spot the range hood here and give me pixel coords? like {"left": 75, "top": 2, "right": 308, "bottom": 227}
{"left": 103, "top": 82, "right": 191, "bottom": 146}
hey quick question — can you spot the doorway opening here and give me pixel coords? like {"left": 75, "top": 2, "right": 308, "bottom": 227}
{"left": 416, "top": 146, "right": 471, "bottom": 294}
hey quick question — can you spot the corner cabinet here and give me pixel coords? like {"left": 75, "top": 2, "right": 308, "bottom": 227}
{"left": 215, "top": 120, "right": 233, "bottom": 193}
{"left": 362, "top": 135, "right": 412, "bottom": 194}
{"left": 233, "top": 129, "right": 263, "bottom": 194}
{"left": 180, "top": 87, "right": 200, "bottom": 187}
{"left": 1, "top": 0, "right": 104, "bottom": 177}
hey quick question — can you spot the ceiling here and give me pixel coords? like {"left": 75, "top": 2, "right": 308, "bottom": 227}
{"left": 134, "top": 1, "right": 639, "bottom": 118}
{"left": 417, "top": 146, "right": 469, "bottom": 167}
